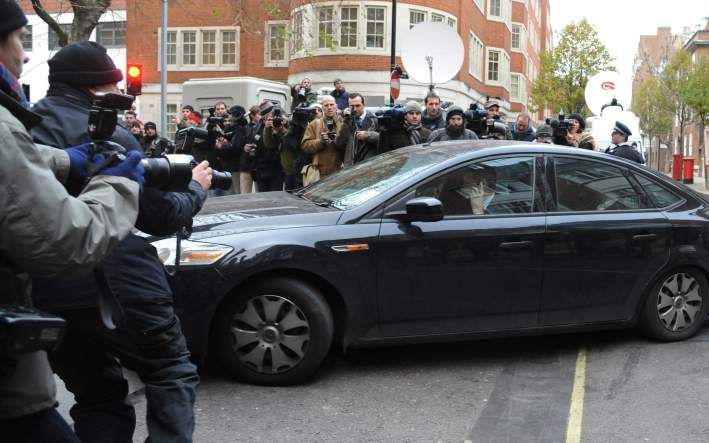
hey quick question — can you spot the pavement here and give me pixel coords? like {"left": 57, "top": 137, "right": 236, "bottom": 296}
{"left": 663, "top": 171, "right": 709, "bottom": 195}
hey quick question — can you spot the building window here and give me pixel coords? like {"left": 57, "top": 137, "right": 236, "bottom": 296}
{"left": 96, "top": 21, "right": 125, "bottom": 48}
{"left": 166, "top": 31, "right": 176, "bottom": 65}
{"left": 447, "top": 17, "right": 456, "bottom": 28}
{"left": 410, "top": 10, "right": 426, "bottom": 29}
{"left": 201, "top": 30, "right": 216, "bottom": 65}
{"left": 161, "top": 27, "right": 240, "bottom": 71}
{"left": 221, "top": 30, "right": 237, "bottom": 65}
{"left": 22, "top": 25, "right": 32, "bottom": 51}
{"left": 266, "top": 22, "right": 287, "bottom": 65}
{"left": 489, "top": 0, "right": 501, "bottom": 17}
{"left": 317, "top": 7, "right": 335, "bottom": 49}
{"left": 487, "top": 49, "right": 500, "bottom": 82}
{"left": 182, "top": 31, "right": 196, "bottom": 65}
{"left": 340, "top": 7, "right": 358, "bottom": 48}
{"left": 511, "top": 24, "right": 521, "bottom": 50}
{"left": 431, "top": 13, "right": 445, "bottom": 23}
{"left": 167, "top": 104, "right": 178, "bottom": 135}
{"left": 469, "top": 32, "right": 484, "bottom": 80}
{"left": 292, "top": 10, "right": 304, "bottom": 53}
{"left": 510, "top": 73, "right": 520, "bottom": 100}
{"left": 366, "top": 7, "right": 385, "bottom": 49}
{"left": 48, "top": 24, "right": 71, "bottom": 50}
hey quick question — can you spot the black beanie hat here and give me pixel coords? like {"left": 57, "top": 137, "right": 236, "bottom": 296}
{"left": 144, "top": 122, "right": 157, "bottom": 130}
{"left": 48, "top": 41, "right": 123, "bottom": 86}
{"left": 0, "top": 0, "right": 27, "bottom": 36}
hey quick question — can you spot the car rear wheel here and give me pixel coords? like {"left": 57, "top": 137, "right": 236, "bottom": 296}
{"left": 640, "top": 267, "right": 709, "bottom": 341}
{"left": 213, "top": 277, "right": 334, "bottom": 385}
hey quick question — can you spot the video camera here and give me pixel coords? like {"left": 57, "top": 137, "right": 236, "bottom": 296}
{"left": 463, "top": 104, "right": 488, "bottom": 137}
{"left": 375, "top": 105, "right": 406, "bottom": 132}
{"left": 88, "top": 92, "right": 232, "bottom": 191}
{"left": 550, "top": 113, "right": 574, "bottom": 146}
{"left": 0, "top": 305, "right": 66, "bottom": 358}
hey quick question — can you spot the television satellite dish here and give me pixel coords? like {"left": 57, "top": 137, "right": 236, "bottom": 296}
{"left": 401, "top": 22, "right": 464, "bottom": 90}
{"left": 585, "top": 71, "right": 630, "bottom": 116}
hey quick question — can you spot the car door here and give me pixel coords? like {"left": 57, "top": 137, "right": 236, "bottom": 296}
{"left": 375, "top": 155, "right": 546, "bottom": 337}
{"left": 541, "top": 155, "right": 671, "bottom": 325}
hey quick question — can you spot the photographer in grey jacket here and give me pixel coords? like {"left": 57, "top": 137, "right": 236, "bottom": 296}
{"left": 335, "top": 93, "right": 379, "bottom": 167}
{"left": 0, "top": 3, "right": 142, "bottom": 441}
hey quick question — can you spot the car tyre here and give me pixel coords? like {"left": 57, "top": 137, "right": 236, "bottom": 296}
{"left": 640, "top": 267, "right": 709, "bottom": 342}
{"left": 214, "top": 277, "right": 334, "bottom": 385}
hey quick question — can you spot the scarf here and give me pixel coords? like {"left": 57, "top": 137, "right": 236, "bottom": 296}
{"left": 0, "top": 62, "right": 29, "bottom": 110}
{"left": 404, "top": 120, "right": 423, "bottom": 145}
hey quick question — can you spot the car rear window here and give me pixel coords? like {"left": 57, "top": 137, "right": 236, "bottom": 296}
{"left": 633, "top": 174, "right": 684, "bottom": 208}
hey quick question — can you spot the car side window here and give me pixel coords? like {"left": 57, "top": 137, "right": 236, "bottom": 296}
{"left": 633, "top": 174, "right": 683, "bottom": 208}
{"left": 552, "top": 157, "right": 650, "bottom": 212}
{"left": 415, "top": 156, "right": 536, "bottom": 216}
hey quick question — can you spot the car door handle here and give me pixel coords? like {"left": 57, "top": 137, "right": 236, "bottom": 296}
{"left": 632, "top": 233, "right": 658, "bottom": 242}
{"left": 499, "top": 240, "right": 534, "bottom": 250}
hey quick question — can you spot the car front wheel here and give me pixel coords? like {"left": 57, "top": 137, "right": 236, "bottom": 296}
{"left": 213, "top": 277, "right": 334, "bottom": 385}
{"left": 640, "top": 267, "right": 709, "bottom": 342}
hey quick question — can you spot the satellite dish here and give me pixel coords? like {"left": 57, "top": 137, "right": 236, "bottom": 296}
{"left": 585, "top": 71, "right": 631, "bottom": 116}
{"left": 401, "top": 22, "right": 464, "bottom": 90}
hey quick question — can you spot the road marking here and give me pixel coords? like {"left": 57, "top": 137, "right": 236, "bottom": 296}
{"left": 565, "top": 346, "right": 587, "bottom": 443}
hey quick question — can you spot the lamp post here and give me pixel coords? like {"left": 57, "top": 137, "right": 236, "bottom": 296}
{"left": 160, "top": 0, "right": 168, "bottom": 138}
{"left": 389, "top": 0, "right": 397, "bottom": 106}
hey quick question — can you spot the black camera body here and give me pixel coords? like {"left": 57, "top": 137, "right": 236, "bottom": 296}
{"left": 463, "top": 103, "right": 506, "bottom": 139}
{"left": 324, "top": 119, "right": 337, "bottom": 141}
{"left": 375, "top": 105, "right": 406, "bottom": 132}
{"left": 551, "top": 113, "right": 574, "bottom": 146}
{"left": 0, "top": 305, "right": 65, "bottom": 356}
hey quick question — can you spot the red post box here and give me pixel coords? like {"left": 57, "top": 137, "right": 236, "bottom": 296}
{"left": 682, "top": 157, "right": 695, "bottom": 184}
{"left": 672, "top": 154, "right": 682, "bottom": 181}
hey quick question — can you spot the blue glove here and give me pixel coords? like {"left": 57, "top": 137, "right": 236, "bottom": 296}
{"left": 95, "top": 150, "right": 145, "bottom": 190}
{"left": 66, "top": 143, "right": 90, "bottom": 181}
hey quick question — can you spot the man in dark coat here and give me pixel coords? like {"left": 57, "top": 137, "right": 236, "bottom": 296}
{"left": 335, "top": 92, "right": 379, "bottom": 166}
{"left": 383, "top": 101, "right": 431, "bottom": 152}
{"left": 421, "top": 91, "right": 445, "bottom": 131}
{"left": 30, "top": 41, "right": 208, "bottom": 443}
{"left": 605, "top": 121, "right": 644, "bottom": 164}
{"left": 428, "top": 106, "right": 479, "bottom": 142}
{"left": 330, "top": 78, "right": 349, "bottom": 111}
{"left": 510, "top": 112, "right": 536, "bottom": 141}
{"left": 291, "top": 77, "right": 318, "bottom": 109}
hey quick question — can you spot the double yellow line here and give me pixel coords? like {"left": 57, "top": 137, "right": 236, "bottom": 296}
{"left": 565, "top": 346, "right": 588, "bottom": 443}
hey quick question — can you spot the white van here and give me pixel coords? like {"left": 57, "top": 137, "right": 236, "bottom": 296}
{"left": 181, "top": 76, "right": 291, "bottom": 116}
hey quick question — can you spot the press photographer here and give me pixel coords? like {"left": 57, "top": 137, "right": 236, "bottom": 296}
{"left": 378, "top": 101, "right": 430, "bottom": 152}
{"left": 463, "top": 103, "right": 508, "bottom": 139}
{"left": 0, "top": 5, "right": 142, "bottom": 441}
{"left": 29, "top": 41, "right": 206, "bottom": 443}
{"left": 253, "top": 100, "right": 286, "bottom": 191}
{"left": 302, "top": 96, "right": 343, "bottom": 179}
{"left": 335, "top": 93, "right": 379, "bottom": 167}
{"left": 284, "top": 104, "right": 318, "bottom": 188}
{"left": 549, "top": 113, "right": 577, "bottom": 146}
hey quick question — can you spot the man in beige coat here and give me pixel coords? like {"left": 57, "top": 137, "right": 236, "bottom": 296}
{"left": 301, "top": 96, "right": 343, "bottom": 178}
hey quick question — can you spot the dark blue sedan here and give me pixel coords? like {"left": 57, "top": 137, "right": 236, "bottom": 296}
{"left": 151, "top": 141, "right": 709, "bottom": 385}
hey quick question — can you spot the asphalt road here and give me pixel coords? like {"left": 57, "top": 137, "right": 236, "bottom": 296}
{"left": 57, "top": 319, "right": 709, "bottom": 442}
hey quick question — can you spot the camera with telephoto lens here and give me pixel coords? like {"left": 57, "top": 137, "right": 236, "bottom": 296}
{"left": 0, "top": 305, "right": 66, "bottom": 358}
{"left": 258, "top": 100, "right": 285, "bottom": 128}
{"left": 325, "top": 119, "right": 336, "bottom": 141}
{"left": 551, "top": 112, "right": 574, "bottom": 146}
{"left": 88, "top": 92, "right": 232, "bottom": 191}
{"left": 463, "top": 103, "right": 489, "bottom": 137}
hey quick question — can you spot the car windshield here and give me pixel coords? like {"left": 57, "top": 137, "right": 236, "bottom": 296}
{"left": 297, "top": 146, "right": 454, "bottom": 210}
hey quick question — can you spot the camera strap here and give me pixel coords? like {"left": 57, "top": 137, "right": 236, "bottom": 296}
{"left": 93, "top": 265, "right": 125, "bottom": 330}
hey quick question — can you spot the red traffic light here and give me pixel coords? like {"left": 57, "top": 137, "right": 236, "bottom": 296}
{"left": 126, "top": 63, "right": 143, "bottom": 96}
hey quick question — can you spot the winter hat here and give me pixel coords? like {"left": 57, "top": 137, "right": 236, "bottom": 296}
{"left": 536, "top": 124, "right": 552, "bottom": 138}
{"left": 484, "top": 99, "right": 500, "bottom": 110}
{"left": 0, "top": 0, "right": 27, "bottom": 36}
{"left": 445, "top": 106, "right": 465, "bottom": 122}
{"left": 229, "top": 105, "right": 246, "bottom": 119}
{"left": 404, "top": 101, "right": 422, "bottom": 113}
{"left": 48, "top": 41, "right": 123, "bottom": 86}
{"left": 144, "top": 122, "right": 157, "bottom": 130}
{"left": 568, "top": 113, "right": 585, "bottom": 131}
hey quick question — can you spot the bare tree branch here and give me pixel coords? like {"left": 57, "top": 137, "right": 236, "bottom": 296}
{"left": 31, "top": 0, "right": 69, "bottom": 47}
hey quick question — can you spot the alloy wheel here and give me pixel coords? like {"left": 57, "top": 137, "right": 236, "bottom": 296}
{"left": 230, "top": 294, "right": 311, "bottom": 373}
{"left": 656, "top": 273, "right": 703, "bottom": 332}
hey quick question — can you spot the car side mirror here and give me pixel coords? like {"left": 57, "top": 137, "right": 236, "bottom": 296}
{"left": 385, "top": 197, "right": 444, "bottom": 223}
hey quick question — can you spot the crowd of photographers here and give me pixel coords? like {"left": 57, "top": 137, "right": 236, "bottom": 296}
{"left": 165, "top": 78, "right": 644, "bottom": 194}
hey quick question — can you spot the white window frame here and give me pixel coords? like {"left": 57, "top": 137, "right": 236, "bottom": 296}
{"left": 486, "top": 47, "right": 510, "bottom": 90}
{"left": 472, "top": 0, "right": 484, "bottom": 14}
{"left": 339, "top": 6, "right": 359, "bottom": 49}
{"left": 468, "top": 31, "right": 484, "bottom": 81}
{"left": 487, "top": 0, "right": 512, "bottom": 28}
{"left": 158, "top": 27, "right": 240, "bottom": 72}
{"left": 265, "top": 20, "right": 289, "bottom": 67}
{"left": 365, "top": 6, "right": 386, "bottom": 49}
{"left": 488, "top": 0, "right": 502, "bottom": 18}
{"left": 510, "top": 73, "right": 521, "bottom": 101}
{"left": 431, "top": 13, "right": 445, "bottom": 23}
{"left": 291, "top": 10, "right": 304, "bottom": 54}
{"left": 511, "top": 23, "right": 527, "bottom": 53}
{"left": 410, "top": 9, "right": 427, "bottom": 29}
{"left": 316, "top": 6, "right": 335, "bottom": 49}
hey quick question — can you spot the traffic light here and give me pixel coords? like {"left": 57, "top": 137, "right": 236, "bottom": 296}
{"left": 126, "top": 63, "right": 142, "bottom": 96}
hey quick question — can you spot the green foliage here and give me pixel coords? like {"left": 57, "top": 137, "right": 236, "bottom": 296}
{"left": 529, "top": 19, "right": 616, "bottom": 116}
{"left": 683, "top": 58, "right": 709, "bottom": 125}
{"left": 661, "top": 50, "right": 693, "bottom": 152}
{"left": 632, "top": 77, "right": 673, "bottom": 142}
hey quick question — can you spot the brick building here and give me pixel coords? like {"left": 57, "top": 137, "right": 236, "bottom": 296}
{"left": 125, "top": 0, "right": 551, "bottom": 132}
{"left": 682, "top": 21, "right": 709, "bottom": 169}
{"left": 17, "top": 0, "right": 128, "bottom": 103}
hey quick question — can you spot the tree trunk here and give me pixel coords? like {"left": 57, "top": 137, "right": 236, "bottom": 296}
{"left": 70, "top": 0, "right": 112, "bottom": 43}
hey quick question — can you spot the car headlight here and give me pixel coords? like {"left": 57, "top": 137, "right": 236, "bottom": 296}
{"left": 151, "top": 238, "right": 233, "bottom": 267}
